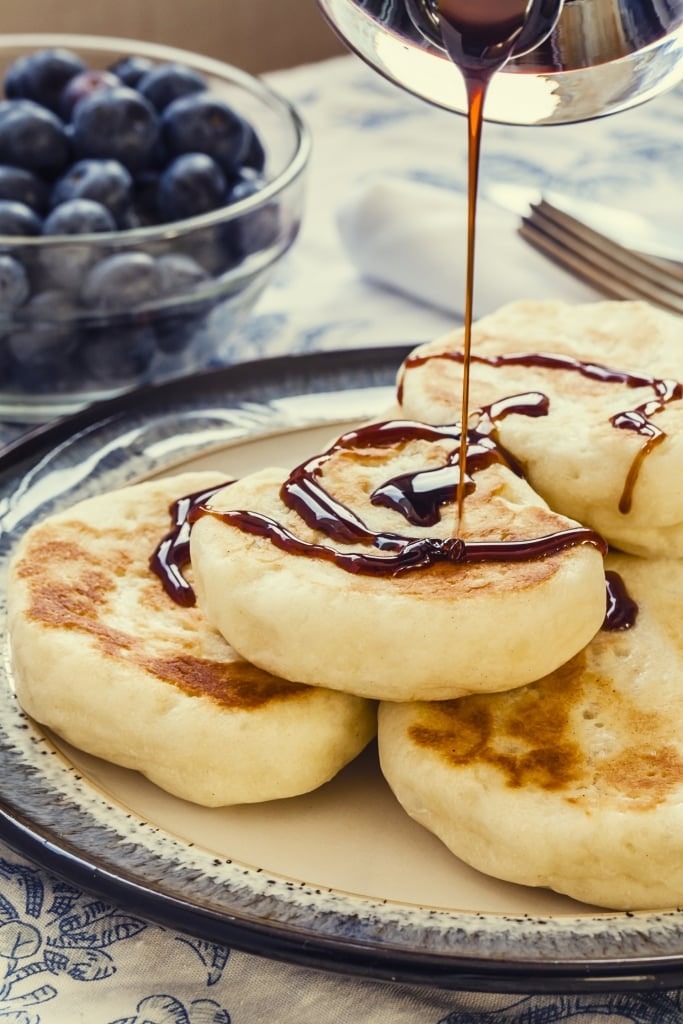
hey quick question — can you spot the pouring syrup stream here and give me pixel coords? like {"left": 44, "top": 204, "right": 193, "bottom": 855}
{"left": 436, "top": 0, "right": 563, "bottom": 522}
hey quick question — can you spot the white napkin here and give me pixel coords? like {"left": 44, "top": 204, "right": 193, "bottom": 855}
{"left": 337, "top": 177, "right": 600, "bottom": 318}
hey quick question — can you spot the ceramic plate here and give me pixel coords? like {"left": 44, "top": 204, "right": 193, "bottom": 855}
{"left": 2, "top": 347, "right": 683, "bottom": 995}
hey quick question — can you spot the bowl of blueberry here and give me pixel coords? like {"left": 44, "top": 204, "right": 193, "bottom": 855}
{"left": 0, "top": 34, "right": 311, "bottom": 420}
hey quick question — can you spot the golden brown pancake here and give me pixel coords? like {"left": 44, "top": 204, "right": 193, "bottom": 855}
{"left": 398, "top": 299, "right": 683, "bottom": 557}
{"left": 378, "top": 552, "right": 683, "bottom": 910}
{"left": 190, "top": 419, "right": 606, "bottom": 702}
{"left": 7, "top": 472, "right": 376, "bottom": 806}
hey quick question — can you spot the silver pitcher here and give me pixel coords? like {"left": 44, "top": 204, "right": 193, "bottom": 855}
{"left": 317, "top": 0, "right": 683, "bottom": 124}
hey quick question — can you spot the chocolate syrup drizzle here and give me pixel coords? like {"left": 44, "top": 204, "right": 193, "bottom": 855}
{"left": 400, "top": 348, "right": 682, "bottom": 514}
{"left": 151, "top": 411, "right": 612, "bottom": 617}
{"left": 150, "top": 437, "right": 634, "bottom": 631}
{"left": 211, "top": 418, "right": 604, "bottom": 572}
{"left": 604, "top": 569, "right": 638, "bottom": 631}
{"left": 150, "top": 482, "right": 227, "bottom": 607}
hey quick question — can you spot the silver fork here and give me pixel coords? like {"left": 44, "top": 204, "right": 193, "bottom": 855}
{"left": 518, "top": 199, "right": 683, "bottom": 317}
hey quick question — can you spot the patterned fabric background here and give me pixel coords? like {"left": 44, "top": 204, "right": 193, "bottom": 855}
{"left": 3, "top": 843, "right": 683, "bottom": 1023}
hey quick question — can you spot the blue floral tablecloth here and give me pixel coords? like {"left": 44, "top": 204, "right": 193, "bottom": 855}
{"left": 1, "top": 50, "right": 682, "bottom": 1023}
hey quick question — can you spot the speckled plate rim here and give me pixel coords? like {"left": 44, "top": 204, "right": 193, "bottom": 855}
{"left": 2, "top": 346, "right": 683, "bottom": 995}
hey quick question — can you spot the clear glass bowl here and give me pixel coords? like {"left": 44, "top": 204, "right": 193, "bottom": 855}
{"left": 0, "top": 34, "right": 311, "bottom": 421}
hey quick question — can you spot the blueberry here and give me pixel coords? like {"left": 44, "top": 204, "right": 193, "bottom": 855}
{"left": 0, "top": 199, "right": 42, "bottom": 235}
{"left": 177, "top": 225, "right": 233, "bottom": 275}
{"left": 161, "top": 93, "right": 249, "bottom": 174}
{"left": 129, "top": 170, "right": 161, "bottom": 226}
{"left": 50, "top": 159, "right": 133, "bottom": 225}
{"left": 146, "top": 135, "right": 171, "bottom": 171}
{"left": 227, "top": 171, "right": 263, "bottom": 202}
{"left": 7, "top": 289, "right": 78, "bottom": 367}
{"left": 3, "top": 57, "right": 33, "bottom": 100}
{"left": 39, "top": 200, "right": 116, "bottom": 293}
{"left": 225, "top": 174, "right": 280, "bottom": 257}
{"left": 81, "top": 324, "right": 157, "bottom": 383}
{"left": 43, "top": 198, "right": 116, "bottom": 235}
{"left": 154, "top": 254, "right": 212, "bottom": 353}
{"left": 242, "top": 122, "right": 266, "bottom": 173}
{"left": 108, "top": 55, "right": 154, "bottom": 88}
{"left": 72, "top": 86, "right": 160, "bottom": 173}
{"left": 9, "top": 350, "right": 83, "bottom": 392}
{"left": 4, "top": 48, "right": 86, "bottom": 112}
{"left": 137, "top": 62, "right": 207, "bottom": 112}
{"left": 80, "top": 251, "right": 161, "bottom": 311}
{"left": 0, "top": 254, "right": 30, "bottom": 311}
{"left": 153, "top": 310, "right": 200, "bottom": 354}
{"left": 38, "top": 241, "right": 100, "bottom": 294}
{"left": 0, "top": 100, "right": 71, "bottom": 177}
{"left": 0, "top": 165, "right": 49, "bottom": 213}
{"left": 157, "top": 152, "right": 227, "bottom": 221}
{"left": 0, "top": 99, "right": 29, "bottom": 122}
{"left": 0, "top": 336, "right": 13, "bottom": 377}
{"left": 60, "top": 69, "right": 120, "bottom": 120}
{"left": 155, "top": 252, "right": 209, "bottom": 295}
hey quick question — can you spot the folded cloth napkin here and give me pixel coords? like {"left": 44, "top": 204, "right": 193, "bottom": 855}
{"left": 337, "top": 176, "right": 600, "bottom": 319}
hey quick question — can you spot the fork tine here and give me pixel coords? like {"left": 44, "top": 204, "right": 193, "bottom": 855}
{"left": 519, "top": 218, "right": 651, "bottom": 303}
{"left": 534, "top": 200, "right": 683, "bottom": 289}
{"left": 519, "top": 200, "right": 683, "bottom": 316}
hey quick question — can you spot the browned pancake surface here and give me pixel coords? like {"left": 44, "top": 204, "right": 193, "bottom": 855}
{"left": 8, "top": 472, "right": 377, "bottom": 806}
{"left": 378, "top": 552, "right": 683, "bottom": 908}
{"left": 17, "top": 514, "right": 309, "bottom": 711}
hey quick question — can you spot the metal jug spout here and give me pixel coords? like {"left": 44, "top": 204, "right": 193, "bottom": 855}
{"left": 404, "top": 0, "right": 565, "bottom": 62}
{"left": 317, "top": 0, "right": 683, "bottom": 124}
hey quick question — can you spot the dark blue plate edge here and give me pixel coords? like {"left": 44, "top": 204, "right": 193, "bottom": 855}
{"left": 2, "top": 346, "right": 683, "bottom": 994}
{"left": 2, "top": 803, "right": 680, "bottom": 995}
